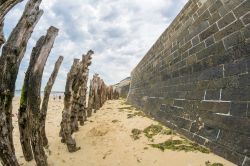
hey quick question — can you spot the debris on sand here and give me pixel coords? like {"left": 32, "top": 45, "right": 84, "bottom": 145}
{"left": 205, "top": 161, "right": 224, "bottom": 166}
{"left": 131, "top": 129, "right": 142, "bottom": 140}
{"left": 111, "top": 120, "right": 119, "bottom": 123}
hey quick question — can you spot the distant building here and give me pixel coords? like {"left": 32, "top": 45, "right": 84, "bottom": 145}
{"left": 113, "top": 77, "right": 131, "bottom": 98}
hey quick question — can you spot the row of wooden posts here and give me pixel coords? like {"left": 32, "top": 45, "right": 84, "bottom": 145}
{"left": 0, "top": 0, "right": 119, "bottom": 166}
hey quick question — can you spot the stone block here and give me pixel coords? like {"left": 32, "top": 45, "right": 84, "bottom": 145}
{"left": 209, "top": 0, "right": 223, "bottom": 14}
{"left": 181, "top": 51, "right": 189, "bottom": 59}
{"left": 173, "top": 116, "right": 193, "bottom": 130}
{"left": 198, "top": 101, "right": 230, "bottom": 114}
{"left": 186, "top": 54, "right": 197, "bottom": 65}
{"left": 198, "top": 66, "right": 223, "bottom": 81}
{"left": 193, "top": 134, "right": 206, "bottom": 145}
{"left": 200, "top": 23, "right": 219, "bottom": 41}
{"left": 197, "top": 2, "right": 211, "bottom": 15}
{"left": 197, "top": 125, "right": 220, "bottom": 141}
{"left": 223, "top": 31, "right": 244, "bottom": 50}
{"left": 205, "top": 89, "right": 221, "bottom": 100}
{"left": 209, "top": 12, "right": 221, "bottom": 25}
{"left": 180, "top": 41, "right": 192, "bottom": 53}
{"left": 221, "top": 87, "right": 250, "bottom": 101}
{"left": 217, "top": 130, "right": 250, "bottom": 156}
{"left": 207, "top": 77, "right": 230, "bottom": 89}
{"left": 224, "top": 41, "right": 250, "bottom": 61}
{"left": 170, "top": 55, "right": 181, "bottom": 66}
{"left": 177, "top": 128, "right": 194, "bottom": 141}
{"left": 214, "top": 20, "right": 244, "bottom": 41}
{"left": 224, "top": 60, "right": 247, "bottom": 77}
{"left": 171, "top": 45, "right": 179, "bottom": 55}
{"left": 188, "top": 21, "right": 210, "bottom": 41}
{"left": 233, "top": 0, "right": 250, "bottom": 18}
{"left": 205, "top": 141, "right": 245, "bottom": 165}
{"left": 242, "top": 24, "right": 250, "bottom": 39}
{"left": 242, "top": 12, "right": 250, "bottom": 25}
{"left": 197, "top": 41, "right": 225, "bottom": 60}
{"left": 218, "top": 6, "right": 229, "bottom": 17}
{"left": 186, "top": 90, "right": 205, "bottom": 100}
{"left": 230, "top": 102, "right": 247, "bottom": 117}
{"left": 218, "top": 12, "right": 236, "bottom": 29}
{"left": 205, "top": 36, "right": 215, "bottom": 47}
{"left": 199, "top": 111, "right": 250, "bottom": 135}
{"left": 191, "top": 35, "right": 200, "bottom": 46}
{"left": 189, "top": 42, "right": 205, "bottom": 55}
{"left": 174, "top": 99, "right": 186, "bottom": 108}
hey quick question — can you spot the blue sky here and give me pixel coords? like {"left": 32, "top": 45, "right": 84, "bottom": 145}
{"left": 4, "top": 0, "right": 187, "bottom": 91}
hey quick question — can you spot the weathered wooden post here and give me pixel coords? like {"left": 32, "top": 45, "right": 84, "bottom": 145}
{"left": 18, "top": 46, "right": 39, "bottom": 161}
{"left": 0, "top": 0, "right": 23, "bottom": 48}
{"left": 87, "top": 79, "right": 94, "bottom": 117}
{"left": 27, "top": 26, "right": 59, "bottom": 166}
{"left": 0, "top": 0, "right": 43, "bottom": 165}
{"left": 60, "top": 59, "right": 81, "bottom": 152}
{"left": 41, "top": 56, "right": 64, "bottom": 147}
{"left": 75, "top": 50, "right": 94, "bottom": 125}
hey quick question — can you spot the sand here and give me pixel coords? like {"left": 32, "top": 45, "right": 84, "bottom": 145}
{"left": 7, "top": 98, "right": 236, "bottom": 166}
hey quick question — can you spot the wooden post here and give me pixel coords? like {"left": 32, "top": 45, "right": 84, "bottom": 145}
{"left": 87, "top": 79, "right": 94, "bottom": 117}
{"left": 60, "top": 59, "right": 81, "bottom": 152}
{"left": 18, "top": 43, "right": 39, "bottom": 161}
{"left": 0, "top": 0, "right": 43, "bottom": 165}
{"left": 88, "top": 74, "right": 110, "bottom": 113}
{"left": 71, "top": 50, "right": 93, "bottom": 127}
{"left": 40, "top": 56, "right": 63, "bottom": 147}
{"left": 0, "top": 0, "right": 22, "bottom": 48}
{"left": 27, "top": 26, "right": 59, "bottom": 166}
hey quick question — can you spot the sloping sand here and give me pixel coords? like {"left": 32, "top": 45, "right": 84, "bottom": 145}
{"left": 9, "top": 98, "right": 235, "bottom": 166}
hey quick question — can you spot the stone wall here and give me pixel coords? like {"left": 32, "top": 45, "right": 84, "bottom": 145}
{"left": 127, "top": 0, "right": 250, "bottom": 165}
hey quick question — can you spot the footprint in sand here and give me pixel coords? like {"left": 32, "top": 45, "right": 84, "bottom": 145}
{"left": 87, "top": 124, "right": 110, "bottom": 137}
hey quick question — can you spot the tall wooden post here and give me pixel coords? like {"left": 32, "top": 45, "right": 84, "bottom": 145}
{"left": 0, "top": 0, "right": 43, "bottom": 165}
{"left": 40, "top": 56, "right": 64, "bottom": 147}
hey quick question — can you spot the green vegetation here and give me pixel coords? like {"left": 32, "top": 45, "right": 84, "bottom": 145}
{"left": 143, "top": 124, "right": 173, "bottom": 138}
{"left": 143, "top": 124, "right": 163, "bottom": 138}
{"left": 205, "top": 161, "right": 224, "bottom": 166}
{"left": 20, "top": 81, "right": 27, "bottom": 107}
{"left": 119, "top": 106, "right": 134, "bottom": 110}
{"left": 127, "top": 111, "right": 148, "bottom": 118}
{"left": 133, "top": 111, "right": 147, "bottom": 117}
{"left": 131, "top": 129, "right": 142, "bottom": 140}
{"left": 150, "top": 139, "right": 210, "bottom": 153}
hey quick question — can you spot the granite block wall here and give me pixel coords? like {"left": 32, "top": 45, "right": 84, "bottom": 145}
{"left": 127, "top": 0, "right": 250, "bottom": 165}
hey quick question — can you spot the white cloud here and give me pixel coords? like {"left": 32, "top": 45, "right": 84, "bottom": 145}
{"left": 4, "top": 0, "right": 187, "bottom": 91}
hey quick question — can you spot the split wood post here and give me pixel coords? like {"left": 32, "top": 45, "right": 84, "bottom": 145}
{"left": 40, "top": 56, "right": 63, "bottom": 147}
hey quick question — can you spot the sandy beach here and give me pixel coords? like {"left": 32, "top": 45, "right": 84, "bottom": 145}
{"left": 8, "top": 98, "right": 235, "bottom": 166}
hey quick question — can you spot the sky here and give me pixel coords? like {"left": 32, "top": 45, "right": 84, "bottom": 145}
{"left": 4, "top": 0, "right": 187, "bottom": 92}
